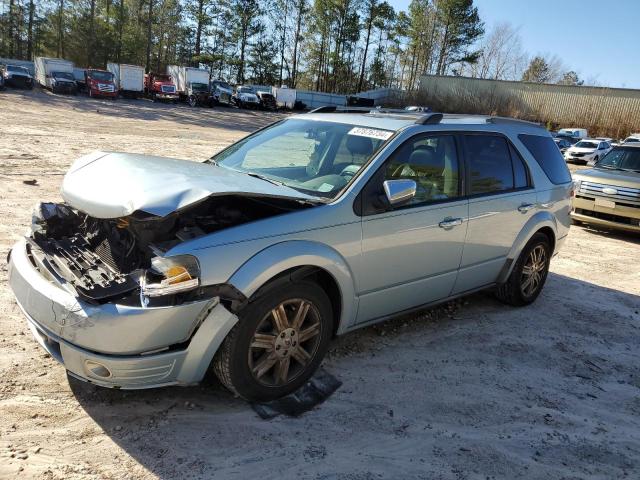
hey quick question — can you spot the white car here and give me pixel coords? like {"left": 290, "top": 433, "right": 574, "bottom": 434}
{"left": 564, "top": 139, "right": 612, "bottom": 165}
{"left": 622, "top": 134, "right": 640, "bottom": 144}
{"left": 233, "top": 86, "right": 260, "bottom": 109}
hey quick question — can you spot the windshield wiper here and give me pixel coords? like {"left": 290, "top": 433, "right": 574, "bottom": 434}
{"left": 246, "top": 171, "right": 287, "bottom": 187}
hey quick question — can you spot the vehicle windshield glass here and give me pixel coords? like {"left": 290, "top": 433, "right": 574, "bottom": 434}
{"left": 88, "top": 71, "right": 113, "bottom": 81}
{"left": 211, "top": 118, "right": 393, "bottom": 198}
{"left": 155, "top": 75, "right": 171, "bottom": 82}
{"left": 624, "top": 137, "right": 640, "bottom": 143}
{"left": 238, "top": 87, "right": 253, "bottom": 94}
{"left": 53, "top": 72, "right": 74, "bottom": 81}
{"left": 213, "top": 81, "right": 231, "bottom": 89}
{"left": 596, "top": 147, "right": 640, "bottom": 172}
{"left": 7, "top": 65, "right": 28, "bottom": 74}
{"left": 191, "top": 82, "right": 208, "bottom": 92}
{"left": 575, "top": 141, "right": 598, "bottom": 149}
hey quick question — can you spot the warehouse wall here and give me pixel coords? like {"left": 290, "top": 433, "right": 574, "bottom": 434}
{"left": 418, "top": 74, "right": 640, "bottom": 137}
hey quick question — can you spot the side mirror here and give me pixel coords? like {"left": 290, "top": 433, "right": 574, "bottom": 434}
{"left": 383, "top": 179, "right": 416, "bottom": 207}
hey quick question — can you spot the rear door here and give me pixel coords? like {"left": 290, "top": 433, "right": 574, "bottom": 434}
{"left": 355, "top": 133, "right": 468, "bottom": 323}
{"left": 452, "top": 133, "right": 536, "bottom": 294}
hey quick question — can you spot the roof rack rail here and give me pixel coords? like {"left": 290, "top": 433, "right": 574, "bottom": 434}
{"left": 308, "top": 105, "right": 373, "bottom": 114}
{"left": 414, "top": 113, "right": 443, "bottom": 125}
{"left": 486, "top": 116, "right": 543, "bottom": 128}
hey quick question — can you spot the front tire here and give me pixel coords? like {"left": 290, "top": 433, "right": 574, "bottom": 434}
{"left": 213, "top": 281, "right": 333, "bottom": 402}
{"left": 495, "top": 232, "right": 551, "bottom": 306}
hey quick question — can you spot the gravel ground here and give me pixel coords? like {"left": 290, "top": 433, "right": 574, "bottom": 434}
{"left": 0, "top": 89, "right": 639, "bottom": 480}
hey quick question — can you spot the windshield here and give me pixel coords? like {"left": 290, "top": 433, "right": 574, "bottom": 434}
{"left": 211, "top": 119, "right": 393, "bottom": 198}
{"left": 191, "top": 82, "right": 209, "bottom": 92}
{"left": 88, "top": 70, "right": 114, "bottom": 82}
{"left": 596, "top": 147, "right": 640, "bottom": 172}
{"left": 213, "top": 81, "right": 231, "bottom": 90}
{"left": 575, "top": 141, "right": 598, "bottom": 149}
{"left": 624, "top": 137, "right": 640, "bottom": 143}
{"left": 52, "top": 72, "right": 74, "bottom": 81}
{"left": 155, "top": 74, "right": 171, "bottom": 82}
{"left": 7, "top": 65, "right": 28, "bottom": 75}
{"left": 238, "top": 87, "right": 253, "bottom": 94}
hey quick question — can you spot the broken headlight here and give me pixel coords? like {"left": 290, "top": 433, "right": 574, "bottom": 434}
{"left": 140, "top": 255, "right": 200, "bottom": 297}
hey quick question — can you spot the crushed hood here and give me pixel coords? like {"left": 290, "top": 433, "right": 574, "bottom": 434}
{"left": 61, "top": 151, "right": 317, "bottom": 218}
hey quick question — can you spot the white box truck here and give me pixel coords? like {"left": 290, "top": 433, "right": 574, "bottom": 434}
{"left": 166, "top": 65, "right": 210, "bottom": 101}
{"left": 273, "top": 86, "right": 296, "bottom": 109}
{"left": 34, "top": 57, "right": 77, "bottom": 94}
{"left": 107, "top": 63, "right": 145, "bottom": 97}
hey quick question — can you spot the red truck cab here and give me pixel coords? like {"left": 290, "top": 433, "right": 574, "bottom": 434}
{"left": 144, "top": 73, "right": 179, "bottom": 102}
{"left": 85, "top": 69, "right": 117, "bottom": 98}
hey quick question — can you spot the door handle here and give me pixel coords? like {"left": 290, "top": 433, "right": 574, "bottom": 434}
{"left": 439, "top": 217, "right": 463, "bottom": 229}
{"left": 517, "top": 203, "right": 536, "bottom": 213}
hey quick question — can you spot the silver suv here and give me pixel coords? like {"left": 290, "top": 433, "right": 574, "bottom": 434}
{"left": 8, "top": 108, "right": 572, "bottom": 401}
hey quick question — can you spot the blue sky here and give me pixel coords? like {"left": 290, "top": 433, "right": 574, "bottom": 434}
{"left": 389, "top": 0, "right": 640, "bottom": 88}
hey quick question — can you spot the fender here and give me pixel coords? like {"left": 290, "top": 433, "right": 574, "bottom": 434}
{"left": 496, "top": 210, "right": 558, "bottom": 284}
{"left": 227, "top": 240, "right": 358, "bottom": 333}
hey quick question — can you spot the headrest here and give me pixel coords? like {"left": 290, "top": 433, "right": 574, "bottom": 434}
{"left": 409, "top": 149, "right": 445, "bottom": 173}
{"left": 346, "top": 135, "right": 374, "bottom": 156}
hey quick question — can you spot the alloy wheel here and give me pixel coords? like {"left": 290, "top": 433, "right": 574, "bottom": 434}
{"left": 248, "top": 298, "right": 322, "bottom": 387}
{"left": 520, "top": 245, "right": 547, "bottom": 297}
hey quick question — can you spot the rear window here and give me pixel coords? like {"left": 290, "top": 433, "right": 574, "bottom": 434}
{"left": 518, "top": 134, "right": 571, "bottom": 184}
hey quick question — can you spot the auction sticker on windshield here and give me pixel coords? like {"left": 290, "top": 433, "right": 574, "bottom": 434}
{"left": 348, "top": 127, "right": 393, "bottom": 141}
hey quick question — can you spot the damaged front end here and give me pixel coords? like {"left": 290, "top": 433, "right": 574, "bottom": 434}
{"left": 28, "top": 194, "right": 310, "bottom": 306}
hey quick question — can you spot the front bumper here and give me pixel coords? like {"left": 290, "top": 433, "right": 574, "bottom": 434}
{"left": 571, "top": 197, "right": 640, "bottom": 233}
{"left": 155, "top": 92, "right": 179, "bottom": 100}
{"left": 8, "top": 238, "right": 239, "bottom": 388}
{"left": 90, "top": 88, "right": 117, "bottom": 98}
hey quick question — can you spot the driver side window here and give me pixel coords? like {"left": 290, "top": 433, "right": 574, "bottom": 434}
{"left": 384, "top": 134, "right": 461, "bottom": 205}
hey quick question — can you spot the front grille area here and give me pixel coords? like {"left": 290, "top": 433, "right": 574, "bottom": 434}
{"left": 575, "top": 208, "right": 639, "bottom": 226}
{"left": 579, "top": 181, "right": 640, "bottom": 206}
{"left": 571, "top": 152, "right": 585, "bottom": 157}
{"left": 98, "top": 83, "right": 115, "bottom": 92}
{"left": 161, "top": 85, "right": 175, "bottom": 93}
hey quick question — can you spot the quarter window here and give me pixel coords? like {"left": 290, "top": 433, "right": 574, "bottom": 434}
{"left": 464, "top": 135, "right": 515, "bottom": 195}
{"left": 384, "top": 134, "right": 460, "bottom": 204}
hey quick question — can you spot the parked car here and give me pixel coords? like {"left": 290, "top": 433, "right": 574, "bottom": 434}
{"left": 572, "top": 144, "right": 640, "bottom": 233}
{"left": 7, "top": 110, "right": 571, "bottom": 401}
{"left": 144, "top": 72, "right": 179, "bottom": 102}
{"left": 622, "top": 134, "right": 640, "bottom": 144}
{"left": 85, "top": 69, "right": 117, "bottom": 99}
{"left": 557, "top": 128, "right": 588, "bottom": 139}
{"left": 34, "top": 57, "right": 77, "bottom": 94}
{"left": 107, "top": 63, "right": 145, "bottom": 98}
{"left": 554, "top": 137, "right": 572, "bottom": 154}
{"left": 2, "top": 64, "right": 34, "bottom": 89}
{"left": 564, "top": 139, "right": 612, "bottom": 164}
{"left": 233, "top": 85, "right": 260, "bottom": 109}
{"left": 210, "top": 79, "right": 233, "bottom": 106}
{"left": 256, "top": 90, "right": 277, "bottom": 110}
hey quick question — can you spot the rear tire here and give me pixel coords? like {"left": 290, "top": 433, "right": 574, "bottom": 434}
{"left": 495, "top": 232, "right": 551, "bottom": 306}
{"left": 213, "top": 280, "right": 333, "bottom": 402}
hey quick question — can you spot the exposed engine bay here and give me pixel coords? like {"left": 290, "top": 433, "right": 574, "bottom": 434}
{"left": 28, "top": 195, "right": 311, "bottom": 304}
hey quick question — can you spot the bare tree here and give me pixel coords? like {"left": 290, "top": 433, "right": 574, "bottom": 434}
{"left": 465, "top": 22, "right": 527, "bottom": 80}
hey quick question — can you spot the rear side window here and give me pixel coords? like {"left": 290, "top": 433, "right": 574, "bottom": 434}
{"left": 464, "top": 135, "right": 514, "bottom": 195}
{"left": 518, "top": 134, "right": 571, "bottom": 184}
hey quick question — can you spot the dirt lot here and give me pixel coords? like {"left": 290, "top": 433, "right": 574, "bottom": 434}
{"left": 0, "top": 89, "right": 639, "bottom": 480}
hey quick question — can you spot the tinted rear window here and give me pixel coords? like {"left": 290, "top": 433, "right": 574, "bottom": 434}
{"left": 518, "top": 134, "right": 571, "bottom": 184}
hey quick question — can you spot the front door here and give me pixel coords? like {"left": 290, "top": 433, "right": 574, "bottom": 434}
{"left": 355, "top": 133, "right": 469, "bottom": 324}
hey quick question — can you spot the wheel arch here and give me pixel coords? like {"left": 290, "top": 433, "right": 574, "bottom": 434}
{"left": 227, "top": 240, "right": 357, "bottom": 334}
{"left": 497, "top": 212, "right": 557, "bottom": 284}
